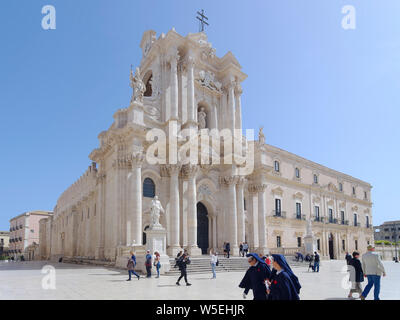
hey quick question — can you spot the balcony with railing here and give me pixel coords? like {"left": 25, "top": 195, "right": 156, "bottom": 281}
{"left": 295, "top": 213, "right": 306, "bottom": 220}
{"left": 272, "top": 210, "right": 286, "bottom": 218}
{"left": 314, "top": 216, "right": 324, "bottom": 223}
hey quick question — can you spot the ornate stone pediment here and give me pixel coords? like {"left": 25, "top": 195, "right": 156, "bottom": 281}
{"left": 271, "top": 187, "right": 283, "bottom": 196}
{"left": 293, "top": 192, "right": 304, "bottom": 200}
{"left": 327, "top": 199, "right": 334, "bottom": 206}
{"left": 313, "top": 196, "right": 321, "bottom": 203}
{"left": 352, "top": 205, "right": 359, "bottom": 212}
{"left": 339, "top": 201, "right": 346, "bottom": 208}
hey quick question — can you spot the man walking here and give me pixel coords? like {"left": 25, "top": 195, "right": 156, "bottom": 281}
{"left": 176, "top": 253, "right": 192, "bottom": 286}
{"left": 313, "top": 251, "right": 320, "bottom": 272}
{"left": 360, "top": 245, "right": 386, "bottom": 300}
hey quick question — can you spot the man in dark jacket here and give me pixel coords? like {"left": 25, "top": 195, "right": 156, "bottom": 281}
{"left": 313, "top": 252, "right": 320, "bottom": 272}
{"left": 176, "top": 253, "right": 192, "bottom": 286}
{"left": 348, "top": 251, "right": 364, "bottom": 299}
{"left": 226, "top": 242, "right": 231, "bottom": 258}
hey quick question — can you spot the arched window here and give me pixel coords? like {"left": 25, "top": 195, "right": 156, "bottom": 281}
{"left": 144, "top": 75, "right": 152, "bottom": 97}
{"left": 143, "top": 178, "right": 155, "bottom": 198}
{"left": 295, "top": 167, "right": 300, "bottom": 178}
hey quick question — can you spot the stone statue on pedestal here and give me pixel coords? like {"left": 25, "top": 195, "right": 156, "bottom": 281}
{"left": 150, "top": 196, "right": 164, "bottom": 229}
{"left": 198, "top": 107, "right": 207, "bottom": 129}
{"left": 259, "top": 126, "right": 265, "bottom": 144}
{"left": 130, "top": 67, "right": 145, "bottom": 104}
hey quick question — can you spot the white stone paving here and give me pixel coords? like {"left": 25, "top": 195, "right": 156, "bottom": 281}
{"left": 0, "top": 260, "right": 399, "bottom": 300}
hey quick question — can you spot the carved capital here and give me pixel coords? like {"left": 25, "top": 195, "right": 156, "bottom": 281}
{"left": 131, "top": 152, "right": 145, "bottom": 167}
{"left": 161, "top": 164, "right": 182, "bottom": 177}
{"left": 180, "top": 164, "right": 198, "bottom": 179}
{"left": 219, "top": 175, "right": 238, "bottom": 187}
{"left": 236, "top": 177, "right": 247, "bottom": 187}
{"left": 248, "top": 184, "right": 267, "bottom": 193}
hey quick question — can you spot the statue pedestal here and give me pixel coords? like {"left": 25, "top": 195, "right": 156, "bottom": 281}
{"left": 303, "top": 235, "right": 317, "bottom": 255}
{"left": 129, "top": 101, "right": 145, "bottom": 126}
{"left": 115, "top": 245, "right": 147, "bottom": 274}
{"left": 145, "top": 227, "right": 170, "bottom": 274}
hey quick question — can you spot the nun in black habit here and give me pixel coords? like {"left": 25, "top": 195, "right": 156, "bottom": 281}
{"left": 239, "top": 253, "right": 271, "bottom": 300}
{"left": 267, "top": 254, "right": 301, "bottom": 300}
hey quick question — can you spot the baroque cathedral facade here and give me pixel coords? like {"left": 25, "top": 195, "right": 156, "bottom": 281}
{"left": 39, "top": 29, "right": 373, "bottom": 262}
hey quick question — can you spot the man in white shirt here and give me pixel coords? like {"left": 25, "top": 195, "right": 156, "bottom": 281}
{"left": 360, "top": 245, "right": 386, "bottom": 300}
{"left": 210, "top": 250, "right": 218, "bottom": 279}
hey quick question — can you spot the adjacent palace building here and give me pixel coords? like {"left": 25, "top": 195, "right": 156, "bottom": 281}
{"left": 39, "top": 29, "right": 373, "bottom": 262}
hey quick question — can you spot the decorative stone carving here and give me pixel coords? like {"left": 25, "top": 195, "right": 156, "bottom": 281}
{"left": 198, "top": 107, "right": 207, "bottom": 129}
{"left": 271, "top": 186, "right": 283, "bottom": 196}
{"left": 150, "top": 196, "right": 164, "bottom": 230}
{"left": 259, "top": 127, "right": 265, "bottom": 144}
{"left": 130, "top": 67, "right": 146, "bottom": 104}
{"left": 197, "top": 70, "right": 222, "bottom": 92}
{"left": 219, "top": 175, "right": 238, "bottom": 186}
{"left": 248, "top": 184, "right": 267, "bottom": 193}
{"left": 293, "top": 192, "right": 304, "bottom": 200}
{"left": 180, "top": 164, "right": 198, "bottom": 179}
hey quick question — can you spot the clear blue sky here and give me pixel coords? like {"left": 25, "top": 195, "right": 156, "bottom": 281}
{"left": 0, "top": 0, "right": 399, "bottom": 230}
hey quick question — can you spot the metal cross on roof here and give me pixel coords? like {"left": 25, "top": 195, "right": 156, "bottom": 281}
{"left": 196, "top": 9, "right": 209, "bottom": 32}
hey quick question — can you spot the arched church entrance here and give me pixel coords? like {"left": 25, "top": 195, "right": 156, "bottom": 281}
{"left": 197, "top": 202, "right": 209, "bottom": 254}
{"left": 328, "top": 233, "right": 334, "bottom": 259}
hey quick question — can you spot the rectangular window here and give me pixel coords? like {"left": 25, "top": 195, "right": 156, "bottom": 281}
{"left": 315, "top": 206, "right": 320, "bottom": 221}
{"left": 296, "top": 203, "right": 301, "bottom": 219}
{"left": 342, "top": 239, "right": 345, "bottom": 251}
{"left": 366, "top": 216, "right": 369, "bottom": 228}
{"left": 339, "top": 183, "right": 343, "bottom": 192}
{"left": 244, "top": 198, "right": 246, "bottom": 211}
{"left": 275, "top": 199, "right": 281, "bottom": 216}
{"left": 329, "top": 208, "right": 333, "bottom": 223}
{"left": 355, "top": 240, "right": 358, "bottom": 250}
{"left": 277, "top": 236, "right": 281, "bottom": 248}
{"left": 354, "top": 213, "right": 358, "bottom": 226}
{"left": 317, "top": 239, "right": 320, "bottom": 251}
{"left": 274, "top": 161, "right": 280, "bottom": 172}
{"left": 314, "top": 175, "right": 318, "bottom": 184}
{"left": 297, "top": 237, "right": 301, "bottom": 247}
{"left": 341, "top": 211, "right": 345, "bottom": 224}
{"left": 364, "top": 191, "right": 367, "bottom": 200}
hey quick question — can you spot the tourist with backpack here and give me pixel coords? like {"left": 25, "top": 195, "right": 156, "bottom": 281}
{"left": 126, "top": 251, "right": 140, "bottom": 281}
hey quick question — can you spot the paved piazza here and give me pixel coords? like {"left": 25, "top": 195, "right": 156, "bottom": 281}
{"left": 0, "top": 260, "right": 399, "bottom": 300}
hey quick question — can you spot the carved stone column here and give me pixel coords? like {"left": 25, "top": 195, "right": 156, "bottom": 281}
{"left": 219, "top": 176, "right": 239, "bottom": 256}
{"left": 235, "top": 84, "right": 243, "bottom": 131}
{"left": 128, "top": 152, "right": 144, "bottom": 246}
{"left": 236, "top": 177, "right": 246, "bottom": 245}
{"left": 182, "top": 164, "right": 202, "bottom": 256}
{"left": 95, "top": 173, "right": 106, "bottom": 259}
{"left": 169, "top": 50, "right": 179, "bottom": 121}
{"left": 248, "top": 185, "right": 259, "bottom": 251}
{"left": 257, "top": 184, "right": 268, "bottom": 254}
{"left": 165, "top": 164, "right": 182, "bottom": 256}
{"left": 186, "top": 56, "right": 197, "bottom": 127}
{"left": 227, "top": 78, "right": 236, "bottom": 131}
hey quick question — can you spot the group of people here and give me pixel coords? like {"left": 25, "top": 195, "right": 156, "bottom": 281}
{"left": 126, "top": 250, "right": 162, "bottom": 281}
{"left": 345, "top": 245, "right": 386, "bottom": 300}
{"left": 222, "top": 242, "right": 231, "bottom": 258}
{"left": 239, "top": 242, "right": 249, "bottom": 257}
{"left": 239, "top": 253, "right": 301, "bottom": 300}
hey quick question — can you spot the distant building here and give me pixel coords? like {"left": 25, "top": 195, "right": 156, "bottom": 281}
{"left": 0, "top": 231, "right": 10, "bottom": 257}
{"left": 9, "top": 211, "right": 53, "bottom": 259}
{"left": 374, "top": 220, "right": 400, "bottom": 242}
